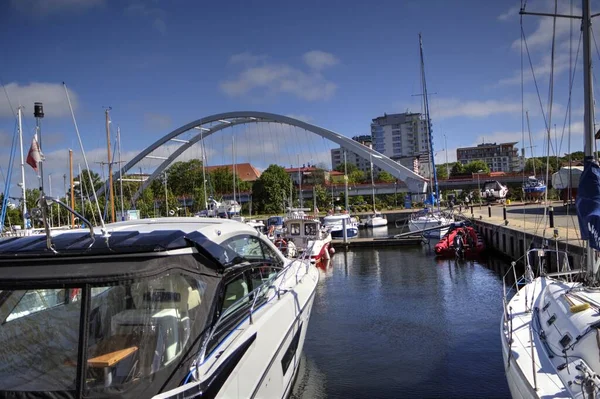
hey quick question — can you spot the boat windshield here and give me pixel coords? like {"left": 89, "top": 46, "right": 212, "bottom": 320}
{"left": 0, "top": 272, "right": 217, "bottom": 397}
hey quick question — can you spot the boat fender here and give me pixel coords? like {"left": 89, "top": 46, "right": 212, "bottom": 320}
{"left": 329, "top": 246, "right": 335, "bottom": 255}
{"left": 570, "top": 303, "right": 590, "bottom": 313}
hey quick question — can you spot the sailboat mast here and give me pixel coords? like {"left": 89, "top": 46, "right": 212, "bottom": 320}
{"left": 17, "top": 106, "right": 27, "bottom": 230}
{"left": 525, "top": 110, "right": 536, "bottom": 176}
{"left": 117, "top": 127, "right": 124, "bottom": 220}
{"left": 69, "top": 149, "right": 74, "bottom": 228}
{"left": 581, "top": 0, "right": 596, "bottom": 276}
{"left": 370, "top": 154, "right": 375, "bottom": 212}
{"left": 419, "top": 33, "right": 439, "bottom": 205}
{"left": 201, "top": 129, "right": 208, "bottom": 210}
{"left": 344, "top": 150, "right": 349, "bottom": 211}
{"left": 105, "top": 108, "right": 115, "bottom": 223}
{"left": 232, "top": 135, "right": 236, "bottom": 206}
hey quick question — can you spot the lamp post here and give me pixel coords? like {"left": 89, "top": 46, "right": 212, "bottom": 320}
{"left": 444, "top": 134, "right": 450, "bottom": 178}
{"left": 477, "top": 169, "right": 484, "bottom": 208}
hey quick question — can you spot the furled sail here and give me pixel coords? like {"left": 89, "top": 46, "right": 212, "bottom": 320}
{"left": 576, "top": 160, "right": 600, "bottom": 250}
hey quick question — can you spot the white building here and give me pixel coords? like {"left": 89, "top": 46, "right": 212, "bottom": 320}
{"left": 371, "top": 113, "right": 432, "bottom": 178}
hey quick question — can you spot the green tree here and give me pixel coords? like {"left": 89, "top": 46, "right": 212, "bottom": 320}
{"left": 334, "top": 162, "right": 359, "bottom": 174}
{"left": 464, "top": 160, "right": 490, "bottom": 174}
{"left": 311, "top": 168, "right": 327, "bottom": 185}
{"left": 450, "top": 162, "right": 465, "bottom": 177}
{"left": 524, "top": 158, "right": 545, "bottom": 175}
{"left": 348, "top": 170, "right": 365, "bottom": 184}
{"left": 313, "top": 184, "right": 329, "bottom": 211}
{"left": 167, "top": 159, "right": 203, "bottom": 197}
{"left": 252, "top": 165, "right": 293, "bottom": 214}
{"left": 378, "top": 170, "right": 396, "bottom": 183}
{"left": 435, "top": 164, "right": 448, "bottom": 180}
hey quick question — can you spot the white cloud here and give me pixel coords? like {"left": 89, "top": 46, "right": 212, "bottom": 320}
{"left": 0, "top": 82, "right": 78, "bottom": 118}
{"left": 220, "top": 53, "right": 339, "bottom": 101}
{"left": 229, "top": 52, "right": 269, "bottom": 66}
{"left": 10, "top": 0, "right": 104, "bottom": 15}
{"left": 498, "top": 4, "right": 520, "bottom": 21}
{"left": 125, "top": 2, "right": 167, "bottom": 34}
{"left": 303, "top": 50, "right": 339, "bottom": 70}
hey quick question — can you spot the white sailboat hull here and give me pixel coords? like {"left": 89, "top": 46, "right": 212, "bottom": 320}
{"left": 408, "top": 215, "right": 452, "bottom": 238}
{"left": 366, "top": 216, "right": 387, "bottom": 227}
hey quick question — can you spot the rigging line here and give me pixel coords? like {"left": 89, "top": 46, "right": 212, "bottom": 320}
{"left": 521, "top": 8, "right": 528, "bottom": 242}
{"left": 0, "top": 77, "right": 17, "bottom": 120}
{"left": 522, "top": 25, "right": 551, "bottom": 133}
{"left": 63, "top": 82, "right": 106, "bottom": 231}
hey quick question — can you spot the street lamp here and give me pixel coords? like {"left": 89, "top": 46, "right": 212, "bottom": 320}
{"left": 476, "top": 169, "right": 484, "bottom": 208}
{"left": 444, "top": 134, "right": 450, "bottom": 178}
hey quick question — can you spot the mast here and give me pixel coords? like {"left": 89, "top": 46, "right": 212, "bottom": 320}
{"left": 582, "top": 0, "right": 596, "bottom": 276}
{"left": 164, "top": 171, "right": 168, "bottom": 216}
{"left": 232, "top": 135, "right": 236, "bottom": 207}
{"left": 17, "top": 106, "right": 27, "bottom": 230}
{"left": 105, "top": 108, "right": 115, "bottom": 223}
{"left": 69, "top": 149, "right": 74, "bottom": 228}
{"left": 344, "top": 150, "right": 349, "bottom": 211}
{"left": 298, "top": 155, "right": 302, "bottom": 209}
{"left": 117, "top": 127, "right": 124, "bottom": 220}
{"left": 419, "top": 33, "right": 439, "bottom": 206}
{"left": 78, "top": 163, "right": 84, "bottom": 223}
{"left": 48, "top": 174, "right": 53, "bottom": 227}
{"left": 33, "top": 102, "right": 52, "bottom": 246}
{"left": 370, "top": 154, "right": 375, "bottom": 212}
{"left": 200, "top": 128, "right": 208, "bottom": 211}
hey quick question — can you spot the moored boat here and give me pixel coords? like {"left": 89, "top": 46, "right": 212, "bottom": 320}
{"left": 434, "top": 222, "right": 484, "bottom": 258}
{"left": 323, "top": 213, "right": 358, "bottom": 239}
{"left": 523, "top": 175, "right": 546, "bottom": 201}
{"left": 277, "top": 217, "right": 333, "bottom": 262}
{"left": 365, "top": 211, "right": 388, "bottom": 228}
{"left": 0, "top": 217, "right": 318, "bottom": 398}
{"left": 481, "top": 180, "right": 508, "bottom": 203}
{"left": 408, "top": 209, "right": 453, "bottom": 239}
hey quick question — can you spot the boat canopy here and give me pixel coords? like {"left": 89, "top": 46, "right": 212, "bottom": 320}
{"left": 576, "top": 160, "right": 600, "bottom": 250}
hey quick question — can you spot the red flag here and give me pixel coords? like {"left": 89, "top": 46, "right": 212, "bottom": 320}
{"left": 26, "top": 133, "right": 42, "bottom": 172}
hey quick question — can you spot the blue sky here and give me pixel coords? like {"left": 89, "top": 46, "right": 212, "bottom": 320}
{"left": 0, "top": 0, "right": 593, "bottom": 196}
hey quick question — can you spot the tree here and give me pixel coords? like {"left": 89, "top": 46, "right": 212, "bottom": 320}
{"left": 524, "top": 158, "right": 545, "bottom": 174}
{"left": 435, "top": 165, "right": 448, "bottom": 180}
{"left": 450, "top": 162, "right": 465, "bottom": 177}
{"left": 311, "top": 168, "right": 327, "bottom": 186}
{"left": 378, "top": 170, "right": 396, "bottom": 183}
{"left": 348, "top": 170, "right": 365, "bottom": 184}
{"left": 167, "top": 159, "right": 203, "bottom": 197}
{"left": 335, "top": 162, "right": 359, "bottom": 174}
{"left": 464, "top": 160, "right": 490, "bottom": 174}
{"left": 313, "top": 184, "right": 330, "bottom": 211}
{"left": 252, "top": 165, "right": 293, "bottom": 214}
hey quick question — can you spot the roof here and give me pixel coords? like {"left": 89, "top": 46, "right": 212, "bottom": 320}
{"left": 0, "top": 218, "right": 256, "bottom": 259}
{"left": 205, "top": 163, "right": 261, "bottom": 181}
{"left": 457, "top": 142, "right": 519, "bottom": 151}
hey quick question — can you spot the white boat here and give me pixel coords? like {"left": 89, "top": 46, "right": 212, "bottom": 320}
{"left": 502, "top": 3, "right": 600, "bottom": 397}
{"left": 480, "top": 180, "right": 508, "bottom": 202}
{"left": 217, "top": 200, "right": 241, "bottom": 218}
{"left": 323, "top": 213, "right": 358, "bottom": 238}
{"left": 0, "top": 216, "right": 318, "bottom": 398}
{"left": 408, "top": 209, "right": 453, "bottom": 238}
{"left": 365, "top": 211, "right": 388, "bottom": 227}
{"left": 278, "top": 217, "right": 333, "bottom": 262}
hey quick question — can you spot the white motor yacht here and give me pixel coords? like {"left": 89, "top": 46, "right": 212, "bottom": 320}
{"left": 0, "top": 217, "right": 318, "bottom": 399}
{"left": 365, "top": 211, "right": 388, "bottom": 228}
{"left": 323, "top": 213, "right": 358, "bottom": 239}
{"left": 278, "top": 217, "right": 333, "bottom": 263}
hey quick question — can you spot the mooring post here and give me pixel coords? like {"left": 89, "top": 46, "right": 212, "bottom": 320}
{"left": 342, "top": 218, "right": 348, "bottom": 244}
{"left": 488, "top": 204, "right": 492, "bottom": 218}
{"left": 503, "top": 205, "right": 507, "bottom": 221}
{"left": 471, "top": 205, "right": 474, "bottom": 216}
{"left": 549, "top": 206, "right": 554, "bottom": 228}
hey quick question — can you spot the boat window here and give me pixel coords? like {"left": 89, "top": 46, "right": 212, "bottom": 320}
{"left": 290, "top": 223, "right": 301, "bottom": 236}
{"left": 223, "top": 235, "right": 265, "bottom": 262}
{"left": 559, "top": 334, "right": 572, "bottom": 348}
{"left": 84, "top": 273, "right": 212, "bottom": 396}
{"left": 547, "top": 314, "right": 556, "bottom": 326}
{"left": 260, "top": 240, "right": 284, "bottom": 268}
{"left": 305, "top": 223, "right": 317, "bottom": 236}
{"left": 221, "top": 273, "right": 250, "bottom": 316}
{"left": 0, "top": 288, "right": 83, "bottom": 391}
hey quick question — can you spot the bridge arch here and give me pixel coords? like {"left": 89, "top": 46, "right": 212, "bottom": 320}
{"left": 97, "top": 111, "right": 427, "bottom": 202}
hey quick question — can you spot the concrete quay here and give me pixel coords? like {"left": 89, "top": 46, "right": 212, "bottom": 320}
{"left": 462, "top": 201, "right": 586, "bottom": 267}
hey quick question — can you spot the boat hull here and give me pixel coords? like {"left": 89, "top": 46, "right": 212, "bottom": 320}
{"left": 409, "top": 220, "right": 449, "bottom": 239}
{"left": 366, "top": 217, "right": 387, "bottom": 227}
{"left": 330, "top": 227, "right": 358, "bottom": 238}
{"left": 434, "top": 225, "right": 484, "bottom": 258}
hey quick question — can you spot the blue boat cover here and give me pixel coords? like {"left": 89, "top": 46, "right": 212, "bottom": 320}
{"left": 576, "top": 160, "right": 600, "bottom": 250}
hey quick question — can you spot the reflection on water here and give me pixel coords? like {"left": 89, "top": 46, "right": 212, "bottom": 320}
{"left": 294, "top": 246, "right": 511, "bottom": 399}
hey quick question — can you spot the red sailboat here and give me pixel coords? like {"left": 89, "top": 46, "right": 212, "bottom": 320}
{"left": 434, "top": 222, "right": 485, "bottom": 258}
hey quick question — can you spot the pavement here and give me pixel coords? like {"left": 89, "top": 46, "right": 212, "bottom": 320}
{"left": 458, "top": 200, "right": 584, "bottom": 247}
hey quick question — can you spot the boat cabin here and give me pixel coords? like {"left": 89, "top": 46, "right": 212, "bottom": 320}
{"left": 0, "top": 219, "right": 286, "bottom": 398}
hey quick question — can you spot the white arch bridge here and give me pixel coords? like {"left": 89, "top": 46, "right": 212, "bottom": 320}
{"left": 97, "top": 111, "right": 428, "bottom": 203}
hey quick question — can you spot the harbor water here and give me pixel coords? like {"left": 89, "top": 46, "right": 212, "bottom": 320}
{"left": 292, "top": 226, "right": 511, "bottom": 398}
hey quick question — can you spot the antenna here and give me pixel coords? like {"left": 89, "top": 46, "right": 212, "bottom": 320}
{"left": 63, "top": 82, "right": 107, "bottom": 233}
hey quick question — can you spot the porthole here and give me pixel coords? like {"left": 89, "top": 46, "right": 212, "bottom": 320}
{"left": 547, "top": 314, "right": 556, "bottom": 326}
{"left": 559, "top": 334, "right": 572, "bottom": 348}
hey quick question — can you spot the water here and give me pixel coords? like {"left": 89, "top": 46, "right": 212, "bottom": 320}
{"left": 291, "top": 227, "right": 511, "bottom": 399}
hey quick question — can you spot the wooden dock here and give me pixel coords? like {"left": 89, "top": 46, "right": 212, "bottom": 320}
{"left": 332, "top": 235, "right": 424, "bottom": 248}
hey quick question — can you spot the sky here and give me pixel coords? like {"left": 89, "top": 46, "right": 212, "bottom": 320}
{"left": 0, "top": 0, "right": 595, "bottom": 198}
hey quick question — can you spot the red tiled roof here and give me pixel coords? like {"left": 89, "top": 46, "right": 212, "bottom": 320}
{"left": 205, "top": 163, "right": 261, "bottom": 181}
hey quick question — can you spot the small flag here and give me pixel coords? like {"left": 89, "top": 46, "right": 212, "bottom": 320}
{"left": 26, "top": 133, "right": 43, "bottom": 171}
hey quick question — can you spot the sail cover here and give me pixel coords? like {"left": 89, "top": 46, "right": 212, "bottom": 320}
{"left": 576, "top": 160, "right": 600, "bottom": 250}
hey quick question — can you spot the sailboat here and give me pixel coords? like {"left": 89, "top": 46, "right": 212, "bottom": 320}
{"left": 502, "top": 2, "right": 600, "bottom": 397}
{"left": 365, "top": 154, "right": 387, "bottom": 227}
{"left": 408, "top": 34, "right": 453, "bottom": 239}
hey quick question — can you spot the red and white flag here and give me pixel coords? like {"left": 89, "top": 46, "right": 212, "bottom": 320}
{"left": 26, "top": 133, "right": 43, "bottom": 172}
